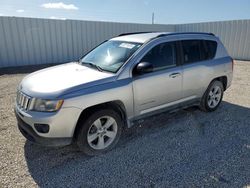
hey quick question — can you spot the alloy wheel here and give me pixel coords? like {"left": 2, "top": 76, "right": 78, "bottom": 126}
{"left": 87, "top": 116, "right": 118, "bottom": 150}
{"left": 207, "top": 85, "right": 222, "bottom": 108}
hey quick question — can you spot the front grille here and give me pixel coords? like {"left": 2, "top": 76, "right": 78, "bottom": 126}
{"left": 16, "top": 91, "right": 32, "bottom": 110}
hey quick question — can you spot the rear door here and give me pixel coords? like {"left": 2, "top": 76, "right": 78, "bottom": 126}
{"left": 180, "top": 39, "right": 217, "bottom": 99}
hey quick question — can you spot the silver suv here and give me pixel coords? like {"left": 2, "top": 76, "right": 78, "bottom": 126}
{"left": 15, "top": 32, "right": 233, "bottom": 155}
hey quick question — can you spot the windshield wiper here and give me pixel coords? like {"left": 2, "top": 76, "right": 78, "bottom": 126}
{"left": 81, "top": 61, "right": 103, "bottom": 72}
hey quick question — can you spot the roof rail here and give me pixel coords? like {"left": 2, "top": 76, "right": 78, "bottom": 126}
{"left": 157, "top": 32, "right": 215, "bottom": 38}
{"left": 118, "top": 31, "right": 214, "bottom": 38}
{"left": 118, "top": 31, "right": 156, "bottom": 36}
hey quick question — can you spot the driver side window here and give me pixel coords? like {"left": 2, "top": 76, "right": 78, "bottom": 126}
{"left": 141, "top": 42, "right": 177, "bottom": 71}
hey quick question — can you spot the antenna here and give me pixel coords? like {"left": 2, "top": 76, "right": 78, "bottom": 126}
{"left": 152, "top": 12, "right": 154, "bottom": 24}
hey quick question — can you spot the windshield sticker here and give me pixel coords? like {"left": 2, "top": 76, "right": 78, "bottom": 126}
{"left": 119, "top": 43, "right": 136, "bottom": 49}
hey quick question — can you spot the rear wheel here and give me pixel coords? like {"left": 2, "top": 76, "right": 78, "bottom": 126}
{"left": 200, "top": 80, "right": 224, "bottom": 112}
{"left": 76, "top": 109, "right": 123, "bottom": 156}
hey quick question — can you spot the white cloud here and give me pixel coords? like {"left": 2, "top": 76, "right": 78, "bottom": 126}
{"left": 41, "top": 2, "right": 78, "bottom": 10}
{"left": 0, "top": 13, "right": 4, "bottom": 16}
{"left": 49, "top": 16, "right": 66, "bottom": 20}
{"left": 16, "top": 9, "right": 24, "bottom": 13}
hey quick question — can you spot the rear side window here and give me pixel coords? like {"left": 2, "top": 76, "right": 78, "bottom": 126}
{"left": 181, "top": 40, "right": 217, "bottom": 64}
{"left": 203, "top": 40, "right": 217, "bottom": 60}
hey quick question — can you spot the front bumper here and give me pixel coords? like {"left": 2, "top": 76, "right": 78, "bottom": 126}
{"left": 14, "top": 102, "right": 82, "bottom": 147}
{"left": 15, "top": 110, "right": 72, "bottom": 146}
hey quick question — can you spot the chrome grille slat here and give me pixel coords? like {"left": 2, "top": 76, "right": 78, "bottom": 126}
{"left": 16, "top": 91, "right": 32, "bottom": 110}
{"left": 25, "top": 96, "right": 30, "bottom": 109}
{"left": 18, "top": 93, "right": 22, "bottom": 105}
{"left": 21, "top": 94, "right": 25, "bottom": 107}
{"left": 16, "top": 92, "right": 20, "bottom": 104}
{"left": 23, "top": 97, "right": 28, "bottom": 109}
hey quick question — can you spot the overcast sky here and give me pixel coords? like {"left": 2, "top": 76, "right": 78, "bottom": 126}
{"left": 0, "top": 0, "right": 250, "bottom": 24}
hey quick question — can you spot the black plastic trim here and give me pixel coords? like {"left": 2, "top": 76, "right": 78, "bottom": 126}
{"left": 119, "top": 31, "right": 215, "bottom": 38}
{"left": 15, "top": 110, "right": 72, "bottom": 147}
{"left": 157, "top": 32, "right": 215, "bottom": 38}
{"left": 129, "top": 98, "right": 200, "bottom": 124}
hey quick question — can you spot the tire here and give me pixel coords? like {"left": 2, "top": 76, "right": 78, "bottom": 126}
{"left": 200, "top": 80, "right": 224, "bottom": 112}
{"left": 76, "top": 109, "right": 123, "bottom": 156}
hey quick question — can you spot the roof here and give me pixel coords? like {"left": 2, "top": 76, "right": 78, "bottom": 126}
{"left": 110, "top": 32, "right": 215, "bottom": 43}
{"left": 111, "top": 32, "right": 169, "bottom": 43}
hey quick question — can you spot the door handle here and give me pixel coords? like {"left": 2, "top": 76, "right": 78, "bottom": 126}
{"left": 169, "top": 72, "right": 181, "bottom": 78}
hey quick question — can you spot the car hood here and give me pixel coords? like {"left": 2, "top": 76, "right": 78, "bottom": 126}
{"left": 20, "top": 62, "right": 115, "bottom": 98}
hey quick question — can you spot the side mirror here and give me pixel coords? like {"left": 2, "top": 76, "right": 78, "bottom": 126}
{"left": 136, "top": 62, "right": 153, "bottom": 74}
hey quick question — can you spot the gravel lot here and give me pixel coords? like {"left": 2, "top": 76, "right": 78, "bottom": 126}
{"left": 0, "top": 60, "right": 249, "bottom": 187}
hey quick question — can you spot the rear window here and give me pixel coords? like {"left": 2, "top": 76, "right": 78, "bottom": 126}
{"left": 181, "top": 40, "right": 217, "bottom": 64}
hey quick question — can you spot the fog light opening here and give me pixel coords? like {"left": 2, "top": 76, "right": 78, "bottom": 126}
{"left": 34, "top": 124, "right": 50, "bottom": 133}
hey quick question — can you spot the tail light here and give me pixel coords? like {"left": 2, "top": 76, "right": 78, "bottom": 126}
{"left": 231, "top": 58, "right": 234, "bottom": 71}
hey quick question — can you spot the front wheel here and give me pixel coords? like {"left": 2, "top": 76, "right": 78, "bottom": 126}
{"left": 200, "top": 80, "right": 224, "bottom": 112}
{"left": 76, "top": 109, "right": 123, "bottom": 156}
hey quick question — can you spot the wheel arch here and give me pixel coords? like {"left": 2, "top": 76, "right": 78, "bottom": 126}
{"left": 73, "top": 100, "right": 127, "bottom": 140}
{"left": 200, "top": 75, "right": 225, "bottom": 112}
{"left": 210, "top": 76, "right": 227, "bottom": 91}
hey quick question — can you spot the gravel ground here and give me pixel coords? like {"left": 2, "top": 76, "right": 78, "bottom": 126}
{"left": 0, "top": 60, "right": 249, "bottom": 188}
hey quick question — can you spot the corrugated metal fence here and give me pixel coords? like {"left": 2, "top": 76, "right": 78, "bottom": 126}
{"left": 0, "top": 17, "right": 249, "bottom": 68}
{"left": 175, "top": 20, "right": 250, "bottom": 60}
{"left": 0, "top": 17, "right": 174, "bottom": 68}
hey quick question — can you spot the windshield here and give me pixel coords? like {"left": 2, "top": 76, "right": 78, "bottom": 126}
{"left": 80, "top": 40, "right": 142, "bottom": 73}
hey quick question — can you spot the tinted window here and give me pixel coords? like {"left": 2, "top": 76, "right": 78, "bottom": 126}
{"left": 141, "top": 42, "right": 176, "bottom": 71}
{"left": 203, "top": 40, "right": 217, "bottom": 60}
{"left": 181, "top": 40, "right": 217, "bottom": 64}
{"left": 181, "top": 40, "right": 202, "bottom": 64}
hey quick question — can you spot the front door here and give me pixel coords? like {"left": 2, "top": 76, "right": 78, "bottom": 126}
{"left": 132, "top": 41, "right": 183, "bottom": 116}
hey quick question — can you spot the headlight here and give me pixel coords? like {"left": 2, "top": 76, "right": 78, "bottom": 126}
{"left": 30, "top": 99, "right": 64, "bottom": 112}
